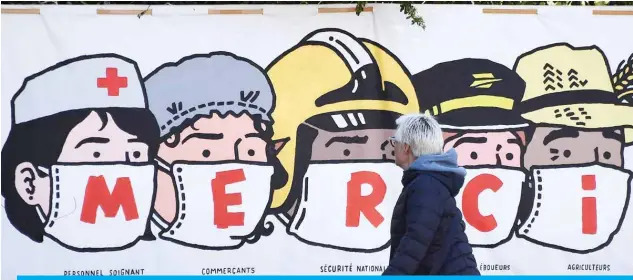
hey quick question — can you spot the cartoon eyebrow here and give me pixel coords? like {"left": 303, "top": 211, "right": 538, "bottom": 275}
{"left": 245, "top": 133, "right": 262, "bottom": 138}
{"left": 602, "top": 130, "right": 623, "bottom": 141}
{"left": 543, "top": 128, "right": 579, "bottom": 146}
{"left": 453, "top": 137, "right": 487, "bottom": 147}
{"left": 182, "top": 133, "right": 224, "bottom": 144}
{"left": 325, "top": 135, "right": 368, "bottom": 147}
{"left": 75, "top": 137, "right": 110, "bottom": 148}
{"left": 507, "top": 138, "right": 521, "bottom": 145}
{"left": 380, "top": 140, "right": 391, "bottom": 150}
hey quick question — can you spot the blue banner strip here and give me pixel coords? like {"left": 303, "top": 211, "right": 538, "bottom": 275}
{"left": 15, "top": 276, "right": 633, "bottom": 280}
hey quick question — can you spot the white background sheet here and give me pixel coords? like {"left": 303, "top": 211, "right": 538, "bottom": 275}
{"left": 2, "top": 4, "right": 632, "bottom": 278}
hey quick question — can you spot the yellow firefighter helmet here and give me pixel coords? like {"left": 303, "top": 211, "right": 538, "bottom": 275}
{"left": 266, "top": 28, "right": 420, "bottom": 209}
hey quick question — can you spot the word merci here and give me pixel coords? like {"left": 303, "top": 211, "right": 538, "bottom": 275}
{"left": 63, "top": 268, "right": 144, "bottom": 276}
{"left": 320, "top": 264, "right": 388, "bottom": 273}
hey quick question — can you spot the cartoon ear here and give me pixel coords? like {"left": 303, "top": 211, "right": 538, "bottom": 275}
{"left": 272, "top": 137, "right": 290, "bottom": 155}
{"left": 442, "top": 132, "right": 460, "bottom": 146}
{"left": 516, "top": 131, "right": 527, "bottom": 146}
{"left": 164, "top": 132, "right": 181, "bottom": 149}
{"left": 15, "top": 162, "right": 49, "bottom": 206}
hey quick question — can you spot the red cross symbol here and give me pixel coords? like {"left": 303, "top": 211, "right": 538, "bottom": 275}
{"left": 97, "top": 67, "right": 128, "bottom": 96}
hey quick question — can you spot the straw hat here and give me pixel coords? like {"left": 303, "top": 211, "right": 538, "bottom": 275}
{"left": 514, "top": 43, "right": 633, "bottom": 144}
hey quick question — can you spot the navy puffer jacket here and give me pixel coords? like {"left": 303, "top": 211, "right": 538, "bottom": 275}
{"left": 383, "top": 149, "right": 480, "bottom": 275}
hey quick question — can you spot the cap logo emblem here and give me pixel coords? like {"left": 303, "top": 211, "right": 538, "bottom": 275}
{"left": 470, "top": 73, "right": 502, "bottom": 89}
{"left": 97, "top": 67, "right": 128, "bottom": 96}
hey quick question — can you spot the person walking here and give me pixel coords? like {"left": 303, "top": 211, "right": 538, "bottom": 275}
{"left": 383, "top": 113, "right": 480, "bottom": 275}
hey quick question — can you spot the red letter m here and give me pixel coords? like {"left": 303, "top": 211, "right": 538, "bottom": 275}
{"left": 80, "top": 176, "right": 139, "bottom": 224}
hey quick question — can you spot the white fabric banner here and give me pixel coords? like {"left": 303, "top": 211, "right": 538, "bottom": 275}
{"left": 2, "top": 4, "right": 632, "bottom": 278}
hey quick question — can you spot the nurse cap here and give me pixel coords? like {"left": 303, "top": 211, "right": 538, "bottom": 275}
{"left": 11, "top": 54, "right": 147, "bottom": 125}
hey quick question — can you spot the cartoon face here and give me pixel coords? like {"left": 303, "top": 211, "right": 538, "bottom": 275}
{"left": 281, "top": 110, "right": 404, "bottom": 252}
{"left": 517, "top": 127, "right": 629, "bottom": 253}
{"left": 0, "top": 54, "right": 162, "bottom": 253}
{"left": 309, "top": 128, "right": 396, "bottom": 162}
{"left": 2, "top": 105, "right": 158, "bottom": 251}
{"left": 444, "top": 131, "right": 525, "bottom": 168}
{"left": 441, "top": 130, "right": 527, "bottom": 248}
{"left": 15, "top": 111, "right": 152, "bottom": 217}
{"left": 523, "top": 126, "right": 623, "bottom": 170}
{"left": 142, "top": 53, "right": 286, "bottom": 250}
{"left": 154, "top": 113, "right": 269, "bottom": 223}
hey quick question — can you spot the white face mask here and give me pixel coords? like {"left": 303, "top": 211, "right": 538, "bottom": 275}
{"left": 154, "top": 160, "right": 274, "bottom": 249}
{"left": 287, "top": 162, "right": 403, "bottom": 251}
{"left": 454, "top": 167, "right": 526, "bottom": 247}
{"left": 517, "top": 164, "right": 632, "bottom": 252}
{"left": 43, "top": 164, "right": 156, "bottom": 251}
{"left": 624, "top": 146, "right": 633, "bottom": 173}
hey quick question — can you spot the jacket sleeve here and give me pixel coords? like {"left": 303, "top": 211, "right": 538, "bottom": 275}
{"left": 383, "top": 177, "right": 449, "bottom": 275}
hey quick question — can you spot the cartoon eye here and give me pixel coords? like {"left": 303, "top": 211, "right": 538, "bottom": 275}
{"left": 549, "top": 148, "right": 559, "bottom": 161}
{"left": 202, "top": 149, "right": 210, "bottom": 158}
{"left": 391, "top": 150, "right": 395, "bottom": 156}
{"left": 505, "top": 153, "right": 514, "bottom": 161}
{"left": 248, "top": 149, "right": 255, "bottom": 156}
{"left": 343, "top": 149, "right": 351, "bottom": 157}
{"left": 603, "top": 151, "right": 611, "bottom": 160}
{"left": 132, "top": 151, "right": 141, "bottom": 159}
{"left": 563, "top": 150, "right": 571, "bottom": 158}
{"left": 93, "top": 152, "right": 100, "bottom": 158}
{"left": 470, "top": 152, "right": 478, "bottom": 160}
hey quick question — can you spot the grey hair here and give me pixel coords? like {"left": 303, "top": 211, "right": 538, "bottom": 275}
{"left": 394, "top": 113, "right": 444, "bottom": 157}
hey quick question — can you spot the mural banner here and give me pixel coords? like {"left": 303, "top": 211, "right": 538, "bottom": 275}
{"left": 2, "top": 4, "right": 632, "bottom": 279}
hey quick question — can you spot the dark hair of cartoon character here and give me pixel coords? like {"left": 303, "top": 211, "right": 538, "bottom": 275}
{"left": 1, "top": 108, "right": 160, "bottom": 243}
{"left": 158, "top": 109, "right": 288, "bottom": 242}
